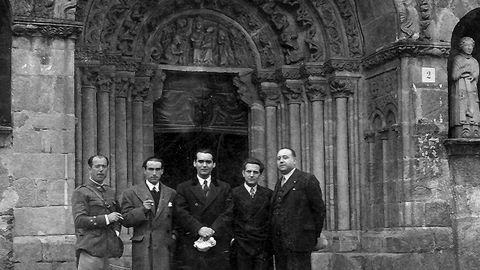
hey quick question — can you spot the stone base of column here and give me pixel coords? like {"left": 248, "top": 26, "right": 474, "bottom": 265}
{"left": 445, "top": 138, "right": 480, "bottom": 270}
{"left": 450, "top": 124, "right": 480, "bottom": 138}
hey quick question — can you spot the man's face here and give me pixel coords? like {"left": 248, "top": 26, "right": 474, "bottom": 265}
{"left": 194, "top": 152, "right": 216, "bottom": 179}
{"left": 89, "top": 156, "right": 108, "bottom": 183}
{"left": 144, "top": 160, "right": 163, "bottom": 185}
{"left": 461, "top": 40, "right": 474, "bottom": 55}
{"left": 242, "top": 163, "right": 261, "bottom": 186}
{"left": 277, "top": 149, "right": 296, "bottom": 175}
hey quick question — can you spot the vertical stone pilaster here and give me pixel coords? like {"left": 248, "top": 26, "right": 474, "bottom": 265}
{"left": 306, "top": 79, "right": 327, "bottom": 201}
{"left": 330, "top": 77, "right": 354, "bottom": 230}
{"left": 260, "top": 82, "right": 281, "bottom": 189}
{"left": 96, "top": 67, "right": 113, "bottom": 184}
{"left": 114, "top": 73, "right": 133, "bottom": 193}
{"left": 364, "top": 131, "right": 376, "bottom": 229}
{"left": 80, "top": 66, "right": 99, "bottom": 184}
{"left": 132, "top": 66, "right": 152, "bottom": 186}
{"left": 283, "top": 80, "right": 304, "bottom": 169}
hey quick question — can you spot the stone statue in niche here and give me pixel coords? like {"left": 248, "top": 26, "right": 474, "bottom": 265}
{"left": 450, "top": 37, "right": 480, "bottom": 137}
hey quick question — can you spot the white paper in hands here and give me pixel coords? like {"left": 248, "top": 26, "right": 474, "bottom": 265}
{"left": 193, "top": 236, "right": 216, "bottom": 252}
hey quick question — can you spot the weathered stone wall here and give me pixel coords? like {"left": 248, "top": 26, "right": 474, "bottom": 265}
{"left": 6, "top": 35, "right": 76, "bottom": 269}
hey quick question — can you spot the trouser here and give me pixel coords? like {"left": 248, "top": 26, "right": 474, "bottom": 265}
{"left": 235, "top": 245, "right": 271, "bottom": 270}
{"left": 77, "top": 251, "right": 124, "bottom": 270}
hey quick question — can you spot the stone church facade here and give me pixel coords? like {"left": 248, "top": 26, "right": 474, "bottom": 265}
{"left": 1, "top": 0, "right": 480, "bottom": 269}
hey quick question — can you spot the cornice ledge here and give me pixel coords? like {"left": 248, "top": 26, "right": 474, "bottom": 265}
{"left": 12, "top": 16, "right": 83, "bottom": 39}
{"left": 362, "top": 40, "right": 451, "bottom": 70}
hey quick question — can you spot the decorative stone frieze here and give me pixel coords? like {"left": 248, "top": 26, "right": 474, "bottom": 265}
{"left": 280, "top": 65, "right": 304, "bottom": 80}
{"left": 12, "top": 17, "right": 82, "bottom": 38}
{"left": 362, "top": 40, "right": 450, "bottom": 70}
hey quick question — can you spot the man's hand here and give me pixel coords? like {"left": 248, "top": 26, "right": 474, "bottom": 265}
{"left": 107, "top": 212, "right": 123, "bottom": 222}
{"left": 143, "top": 199, "right": 155, "bottom": 210}
{"left": 198, "top": 227, "right": 215, "bottom": 238}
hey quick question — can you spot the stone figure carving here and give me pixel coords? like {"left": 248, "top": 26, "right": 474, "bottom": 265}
{"left": 201, "top": 26, "right": 216, "bottom": 65}
{"left": 395, "top": 0, "right": 419, "bottom": 40}
{"left": 191, "top": 17, "right": 205, "bottom": 64}
{"left": 218, "top": 29, "right": 234, "bottom": 66}
{"left": 450, "top": 37, "right": 480, "bottom": 137}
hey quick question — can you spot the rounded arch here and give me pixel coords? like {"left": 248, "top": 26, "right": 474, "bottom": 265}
{"left": 0, "top": 0, "right": 11, "bottom": 127}
{"left": 369, "top": 109, "right": 386, "bottom": 131}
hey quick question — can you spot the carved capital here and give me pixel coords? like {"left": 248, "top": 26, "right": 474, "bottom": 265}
{"left": 283, "top": 80, "right": 304, "bottom": 104}
{"left": 96, "top": 74, "right": 113, "bottom": 93}
{"left": 260, "top": 82, "right": 281, "bottom": 107}
{"left": 280, "top": 65, "right": 304, "bottom": 80}
{"left": 305, "top": 80, "right": 327, "bottom": 102}
{"left": 151, "top": 69, "right": 166, "bottom": 101}
{"left": 114, "top": 74, "right": 134, "bottom": 98}
{"left": 75, "top": 46, "right": 103, "bottom": 64}
{"left": 364, "top": 130, "right": 376, "bottom": 143}
{"left": 12, "top": 17, "right": 82, "bottom": 39}
{"left": 329, "top": 77, "right": 355, "bottom": 98}
{"left": 80, "top": 66, "right": 99, "bottom": 87}
{"left": 378, "top": 128, "right": 389, "bottom": 140}
{"left": 136, "top": 64, "right": 155, "bottom": 78}
{"left": 304, "top": 63, "right": 327, "bottom": 77}
{"left": 233, "top": 71, "right": 262, "bottom": 107}
{"left": 257, "top": 69, "right": 279, "bottom": 83}
{"left": 324, "top": 58, "right": 361, "bottom": 73}
{"left": 132, "top": 78, "right": 150, "bottom": 102}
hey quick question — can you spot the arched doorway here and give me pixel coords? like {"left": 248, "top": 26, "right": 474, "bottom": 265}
{"left": 153, "top": 70, "right": 249, "bottom": 188}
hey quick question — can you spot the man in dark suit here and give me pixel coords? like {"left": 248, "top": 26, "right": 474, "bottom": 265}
{"left": 174, "top": 149, "right": 233, "bottom": 270}
{"left": 72, "top": 155, "right": 124, "bottom": 270}
{"left": 231, "top": 157, "right": 273, "bottom": 270}
{"left": 120, "top": 157, "right": 176, "bottom": 270}
{"left": 271, "top": 148, "right": 326, "bottom": 270}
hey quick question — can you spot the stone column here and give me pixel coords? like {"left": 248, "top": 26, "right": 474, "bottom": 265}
{"left": 260, "top": 82, "right": 281, "bottom": 189}
{"left": 283, "top": 80, "right": 304, "bottom": 168}
{"left": 306, "top": 80, "right": 327, "bottom": 200}
{"left": 330, "top": 77, "right": 354, "bottom": 230}
{"left": 234, "top": 71, "right": 266, "bottom": 169}
{"left": 364, "top": 131, "right": 376, "bottom": 229}
{"left": 132, "top": 66, "right": 152, "bottom": 186}
{"left": 114, "top": 73, "right": 133, "bottom": 194}
{"left": 80, "top": 66, "right": 99, "bottom": 184}
{"left": 96, "top": 68, "right": 113, "bottom": 178}
{"left": 445, "top": 139, "right": 480, "bottom": 270}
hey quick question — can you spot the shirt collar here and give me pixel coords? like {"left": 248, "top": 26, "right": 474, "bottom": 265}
{"left": 244, "top": 183, "right": 257, "bottom": 193}
{"left": 89, "top": 177, "right": 106, "bottom": 186}
{"left": 197, "top": 175, "right": 211, "bottom": 186}
{"left": 145, "top": 180, "right": 160, "bottom": 191}
{"left": 282, "top": 168, "right": 296, "bottom": 181}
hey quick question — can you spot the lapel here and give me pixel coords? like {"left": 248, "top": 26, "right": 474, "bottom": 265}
{"left": 154, "top": 183, "right": 170, "bottom": 219}
{"left": 272, "top": 179, "right": 282, "bottom": 204}
{"left": 133, "top": 183, "right": 155, "bottom": 213}
{"left": 204, "top": 180, "right": 218, "bottom": 209}
{"left": 190, "top": 178, "right": 206, "bottom": 204}
{"left": 278, "top": 170, "right": 299, "bottom": 200}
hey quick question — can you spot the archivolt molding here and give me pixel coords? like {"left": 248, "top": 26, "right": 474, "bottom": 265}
{"left": 362, "top": 40, "right": 450, "bottom": 70}
{"left": 78, "top": 0, "right": 364, "bottom": 68}
{"left": 12, "top": 16, "right": 83, "bottom": 38}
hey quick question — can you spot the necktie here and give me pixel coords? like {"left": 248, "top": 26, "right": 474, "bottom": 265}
{"left": 152, "top": 187, "right": 157, "bottom": 193}
{"left": 250, "top": 187, "right": 255, "bottom": 198}
{"left": 203, "top": 180, "right": 209, "bottom": 197}
{"left": 281, "top": 176, "right": 287, "bottom": 187}
{"left": 96, "top": 184, "right": 106, "bottom": 192}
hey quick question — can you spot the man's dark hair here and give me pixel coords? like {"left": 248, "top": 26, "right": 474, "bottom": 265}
{"left": 142, "top": 156, "right": 164, "bottom": 169}
{"left": 242, "top": 157, "right": 264, "bottom": 174}
{"left": 87, "top": 154, "right": 109, "bottom": 168}
{"left": 194, "top": 148, "right": 215, "bottom": 162}
{"left": 279, "top": 147, "right": 296, "bottom": 157}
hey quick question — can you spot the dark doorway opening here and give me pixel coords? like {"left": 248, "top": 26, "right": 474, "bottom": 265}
{"left": 154, "top": 132, "right": 248, "bottom": 189}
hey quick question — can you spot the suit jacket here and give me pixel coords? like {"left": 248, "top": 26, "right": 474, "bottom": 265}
{"left": 120, "top": 182, "right": 176, "bottom": 270}
{"left": 232, "top": 184, "right": 273, "bottom": 256}
{"left": 271, "top": 169, "right": 326, "bottom": 252}
{"left": 71, "top": 181, "right": 123, "bottom": 259}
{"left": 174, "top": 177, "right": 233, "bottom": 254}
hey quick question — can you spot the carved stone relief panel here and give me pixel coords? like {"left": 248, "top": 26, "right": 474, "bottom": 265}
{"left": 367, "top": 69, "right": 398, "bottom": 118}
{"left": 153, "top": 71, "right": 248, "bottom": 133}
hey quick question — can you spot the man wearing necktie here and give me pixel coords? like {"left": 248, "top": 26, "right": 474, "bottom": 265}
{"left": 271, "top": 148, "right": 326, "bottom": 270}
{"left": 231, "top": 157, "right": 273, "bottom": 270}
{"left": 120, "top": 157, "right": 176, "bottom": 270}
{"left": 72, "top": 155, "right": 124, "bottom": 270}
{"left": 174, "top": 148, "right": 233, "bottom": 270}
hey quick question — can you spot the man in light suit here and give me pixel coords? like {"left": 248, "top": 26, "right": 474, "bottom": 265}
{"left": 174, "top": 148, "right": 233, "bottom": 270}
{"left": 120, "top": 157, "right": 176, "bottom": 270}
{"left": 231, "top": 157, "right": 273, "bottom": 270}
{"left": 271, "top": 148, "right": 326, "bottom": 270}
